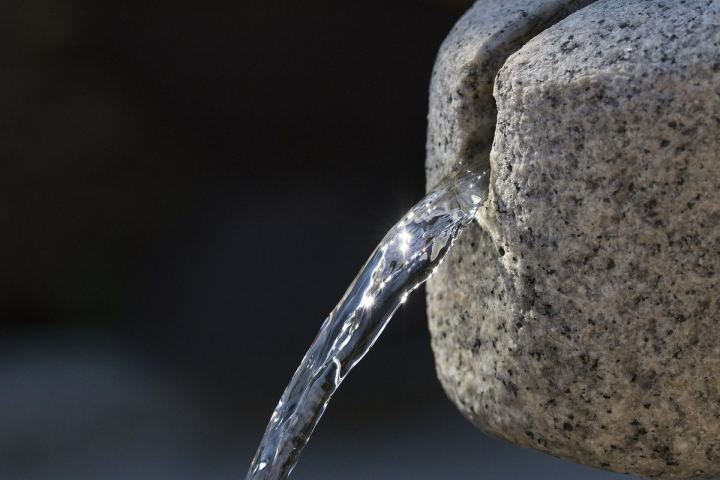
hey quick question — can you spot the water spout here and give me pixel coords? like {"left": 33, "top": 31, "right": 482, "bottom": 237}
{"left": 246, "top": 165, "right": 489, "bottom": 480}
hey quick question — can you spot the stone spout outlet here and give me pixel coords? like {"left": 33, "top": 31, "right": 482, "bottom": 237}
{"left": 425, "top": 1, "right": 720, "bottom": 478}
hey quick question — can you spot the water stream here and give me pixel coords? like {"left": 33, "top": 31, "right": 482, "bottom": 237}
{"left": 246, "top": 165, "right": 489, "bottom": 480}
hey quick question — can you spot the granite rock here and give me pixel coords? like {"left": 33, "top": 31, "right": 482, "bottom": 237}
{"left": 426, "top": 0, "right": 720, "bottom": 478}
{"left": 426, "top": 0, "right": 596, "bottom": 189}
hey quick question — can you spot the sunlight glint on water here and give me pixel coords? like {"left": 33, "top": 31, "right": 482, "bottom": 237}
{"left": 246, "top": 166, "right": 489, "bottom": 480}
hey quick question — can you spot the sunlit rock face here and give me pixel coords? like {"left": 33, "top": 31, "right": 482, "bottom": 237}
{"left": 426, "top": 1, "right": 720, "bottom": 478}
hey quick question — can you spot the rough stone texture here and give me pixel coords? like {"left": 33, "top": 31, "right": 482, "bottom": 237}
{"left": 426, "top": 1, "right": 720, "bottom": 478}
{"left": 426, "top": 0, "right": 596, "bottom": 190}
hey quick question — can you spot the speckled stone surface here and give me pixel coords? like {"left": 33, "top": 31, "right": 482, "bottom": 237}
{"left": 426, "top": 0, "right": 596, "bottom": 189}
{"left": 426, "top": 1, "right": 720, "bottom": 478}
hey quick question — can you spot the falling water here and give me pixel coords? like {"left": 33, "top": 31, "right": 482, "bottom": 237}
{"left": 246, "top": 165, "right": 489, "bottom": 480}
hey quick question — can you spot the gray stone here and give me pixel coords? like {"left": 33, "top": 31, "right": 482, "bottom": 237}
{"left": 426, "top": 0, "right": 596, "bottom": 189}
{"left": 426, "top": 0, "right": 720, "bottom": 478}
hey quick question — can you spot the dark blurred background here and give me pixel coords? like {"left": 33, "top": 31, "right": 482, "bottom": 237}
{"left": 0, "top": 1, "right": 631, "bottom": 478}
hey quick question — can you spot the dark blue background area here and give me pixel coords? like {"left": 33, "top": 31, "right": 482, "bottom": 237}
{"left": 0, "top": 1, "right": 632, "bottom": 478}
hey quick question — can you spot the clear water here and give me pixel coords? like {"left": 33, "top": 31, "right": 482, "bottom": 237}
{"left": 246, "top": 166, "right": 489, "bottom": 480}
